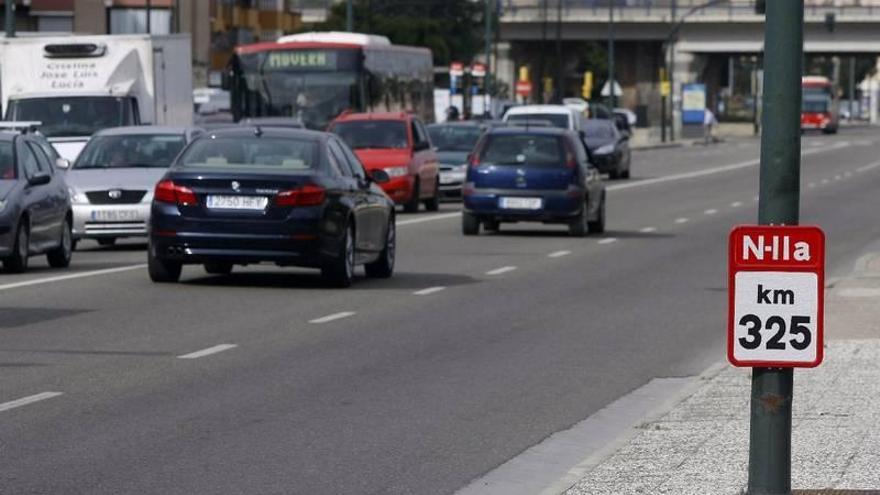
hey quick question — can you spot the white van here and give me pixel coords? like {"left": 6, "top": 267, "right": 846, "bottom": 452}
{"left": 502, "top": 105, "right": 583, "bottom": 132}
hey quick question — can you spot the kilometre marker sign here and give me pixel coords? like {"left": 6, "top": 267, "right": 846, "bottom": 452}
{"left": 728, "top": 226, "right": 825, "bottom": 367}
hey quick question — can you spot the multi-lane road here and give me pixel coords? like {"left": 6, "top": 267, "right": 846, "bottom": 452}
{"left": 2, "top": 129, "right": 880, "bottom": 494}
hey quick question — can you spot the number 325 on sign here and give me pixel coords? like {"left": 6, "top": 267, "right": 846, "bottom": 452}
{"left": 728, "top": 225, "right": 825, "bottom": 368}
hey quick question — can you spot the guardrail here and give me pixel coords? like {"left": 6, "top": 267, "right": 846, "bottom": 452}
{"left": 499, "top": 0, "right": 880, "bottom": 20}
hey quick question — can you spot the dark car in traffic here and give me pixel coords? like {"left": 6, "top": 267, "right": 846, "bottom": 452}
{"left": 427, "top": 121, "right": 499, "bottom": 199}
{"left": 581, "top": 119, "right": 631, "bottom": 179}
{"left": 148, "top": 127, "right": 396, "bottom": 287}
{"left": 462, "top": 127, "right": 606, "bottom": 237}
{"left": 0, "top": 130, "right": 73, "bottom": 272}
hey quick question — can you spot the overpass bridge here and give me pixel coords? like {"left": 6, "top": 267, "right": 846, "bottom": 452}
{"left": 497, "top": 0, "right": 880, "bottom": 129}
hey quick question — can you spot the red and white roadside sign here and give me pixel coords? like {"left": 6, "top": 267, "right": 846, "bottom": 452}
{"left": 450, "top": 62, "right": 464, "bottom": 78}
{"left": 471, "top": 63, "right": 486, "bottom": 78}
{"left": 728, "top": 225, "right": 825, "bottom": 368}
{"left": 515, "top": 80, "right": 533, "bottom": 96}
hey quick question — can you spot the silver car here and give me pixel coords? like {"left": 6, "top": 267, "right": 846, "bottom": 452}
{"left": 64, "top": 126, "right": 201, "bottom": 247}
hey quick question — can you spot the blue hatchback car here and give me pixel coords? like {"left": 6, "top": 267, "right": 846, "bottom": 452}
{"left": 462, "top": 127, "right": 606, "bottom": 236}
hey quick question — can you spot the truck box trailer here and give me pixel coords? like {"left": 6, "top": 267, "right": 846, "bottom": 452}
{"left": 0, "top": 34, "right": 193, "bottom": 160}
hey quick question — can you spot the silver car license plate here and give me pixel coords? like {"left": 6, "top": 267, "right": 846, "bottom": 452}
{"left": 206, "top": 195, "right": 268, "bottom": 211}
{"left": 91, "top": 209, "right": 141, "bottom": 222}
{"left": 499, "top": 197, "right": 543, "bottom": 210}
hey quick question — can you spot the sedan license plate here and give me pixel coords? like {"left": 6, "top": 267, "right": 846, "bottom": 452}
{"left": 499, "top": 197, "right": 542, "bottom": 210}
{"left": 91, "top": 209, "right": 140, "bottom": 222}
{"left": 206, "top": 195, "right": 268, "bottom": 211}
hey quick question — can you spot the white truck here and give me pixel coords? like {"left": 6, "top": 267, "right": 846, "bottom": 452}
{"left": 0, "top": 34, "right": 193, "bottom": 161}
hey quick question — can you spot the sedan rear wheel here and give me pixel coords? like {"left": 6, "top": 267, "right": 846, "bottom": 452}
{"left": 4, "top": 221, "right": 29, "bottom": 273}
{"left": 424, "top": 178, "right": 440, "bottom": 212}
{"left": 365, "top": 218, "right": 395, "bottom": 278}
{"left": 47, "top": 219, "right": 73, "bottom": 268}
{"left": 148, "top": 246, "right": 182, "bottom": 283}
{"left": 462, "top": 212, "right": 480, "bottom": 236}
{"left": 322, "top": 225, "right": 355, "bottom": 288}
{"left": 568, "top": 200, "right": 588, "bottom": 237}
{"left": 403, "top": 179, "right": 420, "bottom": 213}
{"left": 588, "top": 196, "right": 606, "bottom": 234}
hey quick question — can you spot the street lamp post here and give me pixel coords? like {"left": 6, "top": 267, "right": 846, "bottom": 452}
{"left": 5, "top": 0, "right": 14, "bottom": 38}
{"left": 608, "top": 0, "right": 616, "bottom": 109}
{"left": 347, "top": 0, "right": 354, "bottom": 32}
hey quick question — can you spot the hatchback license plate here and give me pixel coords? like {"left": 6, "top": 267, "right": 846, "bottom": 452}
{"left": 206, "top": 195, "right": 268, "bottom": 210}
{"left": 499, "top": 197, "right": 542, "bottom": 210}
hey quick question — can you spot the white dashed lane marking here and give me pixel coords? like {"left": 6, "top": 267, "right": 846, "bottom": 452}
{"left": 413, "top": 287, "right": 446, "bottom": 296}
{"left": 598, "top": 238, "right": 618, "bottom": 245}
{"left": 639, "top": 227, "right": 657, "bottom": 233}
{"left": 486, "top": 266, "right": 517, "bottom": 276}
{"left": 309, "top": 312, "right": 356, "bottom": 324}
{"left": 704, "top": 209, "right": 718, "bottom": 215}
{"left": 730, "top": 202, "right": 743, "bottom": 208}
{"left": 177, "top": 344, "right": 238, "bottom": 360}
{"left": 0, "top": 392, "right": 63, "bottom": 413}
{"left": 548, "top": 250, "right": 571, "bottom": 258}
{"left": 675, "top": 218, "right": 689, "bottom": 224}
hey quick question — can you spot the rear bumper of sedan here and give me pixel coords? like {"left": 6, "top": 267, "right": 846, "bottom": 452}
{"left": 149, "top": 204, "right": 338, "bottom": 267}
{"left": 590, "top": 154, "right": 619, "bottom": 173}
{"left": 72, "top": 203, "right": 151, "bottom": 240}
{"left": 464, "top": 188, "right": 584, "bottom": 223}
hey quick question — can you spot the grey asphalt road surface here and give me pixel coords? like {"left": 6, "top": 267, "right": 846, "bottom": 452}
{"left": 1, "top": 129, "right": 879, "bottom": 494}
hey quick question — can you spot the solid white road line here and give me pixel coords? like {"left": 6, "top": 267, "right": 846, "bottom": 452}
{"left": 308, "top": 311, "right": 356, "bottom": 324}
{"left": 730, "top": 202, "right": 743, "bottom": 208}
{"left": 548, "top": 250, "right": 572, "bottom": 258}
{"left": 413, "top": 286, "right": 446, "bottom": 296}
{"left": 0, "top": 392, "right": 63, "bottom": 413}
{"left": 177, "top": 344, "right": 238, "bottom": 360}
{"left": 639, "top": 227, "right": 657, "bottom": 233}
{"left": 486, "top": 266, "right": 517, "bottom": 276}
{"left": 675, "top": 217, "right": 689, "bottom": 224}
{"left": 597, "top": 238, "right": 618, "bottom": 245}
{"left": 0, "top": 264, "right": 147, "bottom": 292}
{"left": 704, "top": 209, "right": 718, "bottom": 215}
{"left": 608, "top": 142, "right": 847, "bottom": 192}
{"left": 396, "top": 212, "right": 461, "bottom": 226}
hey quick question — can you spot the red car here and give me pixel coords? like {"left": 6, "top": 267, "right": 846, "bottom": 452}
{"left": 329, "top": 112, "right": 440, "bottom": 212}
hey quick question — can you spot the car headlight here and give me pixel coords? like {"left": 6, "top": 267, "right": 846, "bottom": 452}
{"left": 68, "top": 187, "right": 87, "bottom": 204}
{"left": 385, "top": 166, "right": 409, "bottom": 178}
{"left": 0, "top": 199, "right": 6, "bottom": 213}
{"left": 594, "top": 144, "right": 615, "bottom": 155}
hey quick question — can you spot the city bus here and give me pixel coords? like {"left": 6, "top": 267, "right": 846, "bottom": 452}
{"left": 225, "top": 32, "right": 434, "bottom": 130}
{"left": 801, "top": 76, "right": 839, "bottom": 134}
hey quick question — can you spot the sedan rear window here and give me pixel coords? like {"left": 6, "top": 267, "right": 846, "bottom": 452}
{"left": 506, "top": 113, "right": 570, "bottom": 129}
{"left": 74, "top": 134, "right": 186, "bottom": 169}
{"left": 331, "top": 120, "right": 408, "bottom": 150}
{"left": 479, "top": 134, "right": 564, "bottom": 167}
{"left": 179, "top": 137, "right": 318, "bottom": 172}
{"left": 0, "top": 142, "right": 14, "bottom": 179}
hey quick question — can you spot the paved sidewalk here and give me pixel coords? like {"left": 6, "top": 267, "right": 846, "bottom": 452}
{"left": 563, "top": 253, "right": 880, "bottom": 495}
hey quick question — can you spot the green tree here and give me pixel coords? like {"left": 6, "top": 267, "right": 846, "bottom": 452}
{"left": 310, "top": 0, "right": 483, "bottom": 66}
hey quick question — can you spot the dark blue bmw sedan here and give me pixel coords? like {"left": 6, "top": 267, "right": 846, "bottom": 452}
{"left": 462, "top": 127, "right": 606, "bottom": 237}
{"left": 148, "top": 127, "right": 396, "bottom": 287}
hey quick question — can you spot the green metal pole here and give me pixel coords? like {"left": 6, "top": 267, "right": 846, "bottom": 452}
{"left": 607, "top": 0, "right": 615, "bottom": 109}
{"left": 485, "top": 0, "right": 493, "bottom": 115}
{"left": 5, "top": 0, "right": 15, "bottom": 38}
{"left": 748, "top": 1, "right": 803, "bottom": 494}
{"left": 346, "top": 0, "right": 353, "bottom": 32}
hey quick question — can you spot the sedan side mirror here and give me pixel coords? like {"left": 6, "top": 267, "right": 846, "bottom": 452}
{"left": 56, "top": 158, "right": 71, "bottom": 169}
{"left": 28, "top": 171, "right": 52, "bottom": 186}
{"left": 370, "top": 169, "right": 390, "bottom": 184}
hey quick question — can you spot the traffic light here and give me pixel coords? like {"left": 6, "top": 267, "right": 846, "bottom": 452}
{"left": 825, "top": 12, "right": 835, "bottom": 32}
{"left": 582, "top": 71, "right": 593, "bottom": 100}
{"left": 755, "top": 0, "right": 765, "bottom": 14}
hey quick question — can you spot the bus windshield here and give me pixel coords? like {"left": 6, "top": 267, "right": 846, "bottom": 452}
{"left": 234, "top": 50, "right": 360, "bottom": 130}
{"left": 6, "top": 96, "right": 137, "bottom": 138}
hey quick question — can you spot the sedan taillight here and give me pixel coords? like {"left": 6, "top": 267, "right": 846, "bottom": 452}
{"left": 276, "top": 184, "right": 326, "bottom": 207}
{"left": 155, "top": 180, "right": 198, "bottom": 206}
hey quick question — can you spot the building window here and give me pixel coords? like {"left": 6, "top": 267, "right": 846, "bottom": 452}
{"left": 109, "top": 8, "right": 172, "bottom": 35}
